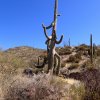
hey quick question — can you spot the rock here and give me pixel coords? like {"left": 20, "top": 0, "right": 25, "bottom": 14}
{"left": 23, "top": 68, "right": 34, "bottom": 76}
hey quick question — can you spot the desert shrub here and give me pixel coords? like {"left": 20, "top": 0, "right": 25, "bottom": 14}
{"left": 67, "top": 53, "right": 82, "bottom": 63}
{"left": 0, "top": 52, "right": 28, "bottom": 68}
{"left": 83, "top": 50, "right": 89, "bottom": 56}
{"left": 76, "top": 44, "right": 89, "bottom": 51}
{"left": 0, "top": 52, "right": 29, "bottom": 77}
{"left": 0, "top": 52, "right": 8, "bottom": 64}
{"left": 67, "top": 55, "right": 76, "bottom": 63}
{"left": 81, "top": 61, "right": 89, "bottom": 68}
{"left": 10, "top": 57, "right": 28, "bottom": 69}
{"left": 4, "top": 73, "right": 85, "bottom": 100}
{"left": 56, "top": 46, "right": 72, "bottom": 55}
{"left": 40, "top": 51, "right": 47, "bottom": 58}
{"left": 75, "top": 53, "right": 82, "bottom": 59}
{"left": 96, "top": 49, "right": 100, "bottom": 56}
{"left": 61, "top": 61, "right": 66, "bottom": 67}
{"left": 68, "top": 63, "right": 79, "bottom": 70}
{"left": 81, "top": 60, "right": 96, "bottom": 70}
{"left": 80, "top": 69, "right": 100, "bottom": 100}
{"left": 69, "top": 83, "right": 85, "bottom": 100}
{"left": 92, "top": 58, "right": 100, "bottom": 69}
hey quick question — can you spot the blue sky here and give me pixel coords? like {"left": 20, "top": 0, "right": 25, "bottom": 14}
{"left": 0, "top": 0, "right": 100, "bottom": 50}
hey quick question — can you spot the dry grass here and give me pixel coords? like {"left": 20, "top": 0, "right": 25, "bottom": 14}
{"left": 96, "top": 48, "right": 100, "bottom": 56}
{"left": 68, "top": 63, "right": 79, "bottom": 70}
{"left": 0, "top": 73, "right": 85, "bottom": 100}
{"left": 67, "top": 53, "right": 82, "bottom": 63}
{"left": 0, "top": 45, "right": 100, "bottom": 100}
{"left": 61, "top": 61, "right": 66, "bottom": 68}
{"left": 56, "top": 46, "right": 72, "bottom": 55}
{"left": 75, "top": 44, "right": 89, "bottom": 51}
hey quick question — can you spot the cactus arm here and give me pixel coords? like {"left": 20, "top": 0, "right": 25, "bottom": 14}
{"left": 42, "top": 22, "right": 54, "bottom": 30}
{"left": 45, "top": 23, "right": 52, "bottom": 29}
{"left": 34, "top": 57, "right": 47, "bottom": 68}
{"left": 34, "top": 64, "right": 45, "bottom": 68}
{"left": 46, "top": 22, "right": 54, "bottom": 29}
{"left": 42, "top": 24, "right": 50, "bottom": 39}
{"left": 55, "top": 35, "right": 63, "bottom": 44}
{"left": 34, "top": 60, "right": 45, "bottom": 68}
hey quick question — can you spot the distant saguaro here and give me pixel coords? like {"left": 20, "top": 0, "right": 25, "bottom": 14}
{"left": 90, "top": 34, "right": 93, "bottom": 64}
{"left": 68, "top": 38, "right": 70, "bottom": 47}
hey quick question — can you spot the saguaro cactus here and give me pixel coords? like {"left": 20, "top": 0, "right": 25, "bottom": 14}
{"left": 93, "top": 43, "right": 96, "bottom": 56}
{"left": 35, "top": 0, "right": 63, "bottom": 75}
{"left": 43, "top": 0, "right": 63, "bottom": 75}
{"left": 68, "top": 38, "right": 70, "bottom": 47}
{"left": 90, "top": 34, "right": 93, "bottom": 64}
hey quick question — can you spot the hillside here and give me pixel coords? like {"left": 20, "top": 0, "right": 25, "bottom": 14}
{"left": 5, "top": 46, "right": 45, "bottom": 63}
{"left": 0, "top": 45, "right": 100, "bottom": 99}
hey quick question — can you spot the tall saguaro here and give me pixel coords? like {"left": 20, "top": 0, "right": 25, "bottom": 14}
{"left": 35, "top": 0, "right": 63, "bottom": 75}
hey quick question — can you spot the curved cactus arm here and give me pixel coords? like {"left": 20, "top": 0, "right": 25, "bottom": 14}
{"left": 42, "top": 22, "right": 54, "bottom": 29}
{"left": 45, "top": 22, "right": 54, "bottom": 29}
{"left": 42, "top": 24, "right": 50, "bottom": 39}
{"left": 34, "top": 60, "right": 45, "bottom": 68}
{"left": 34, "top": 57, "right": 47, "bottom": 68}
{"left": 55, "top": 35, "right": 63, "bottom": 44}
{"left": 34, "top": 63, "right": 45, "bottom": 68}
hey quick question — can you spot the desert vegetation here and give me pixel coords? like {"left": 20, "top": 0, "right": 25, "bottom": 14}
{"left": 0, "top": 44, "right": 99, "bottom": 99}
{"left": 0, "top": 0, "right": 100, "bottom": 100}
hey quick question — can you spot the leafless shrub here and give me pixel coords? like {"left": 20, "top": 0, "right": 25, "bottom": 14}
{"left": 56, "top": 46, "right": 72, "bottom": 55}
{"left": 68, "top": 63, "right": 79, "bottom": 70}
{"left": 3, "top": 73, "right": 85, "bottom": 100}
{"left": 67, "top": 53, "right": 82, "bottom": 63}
